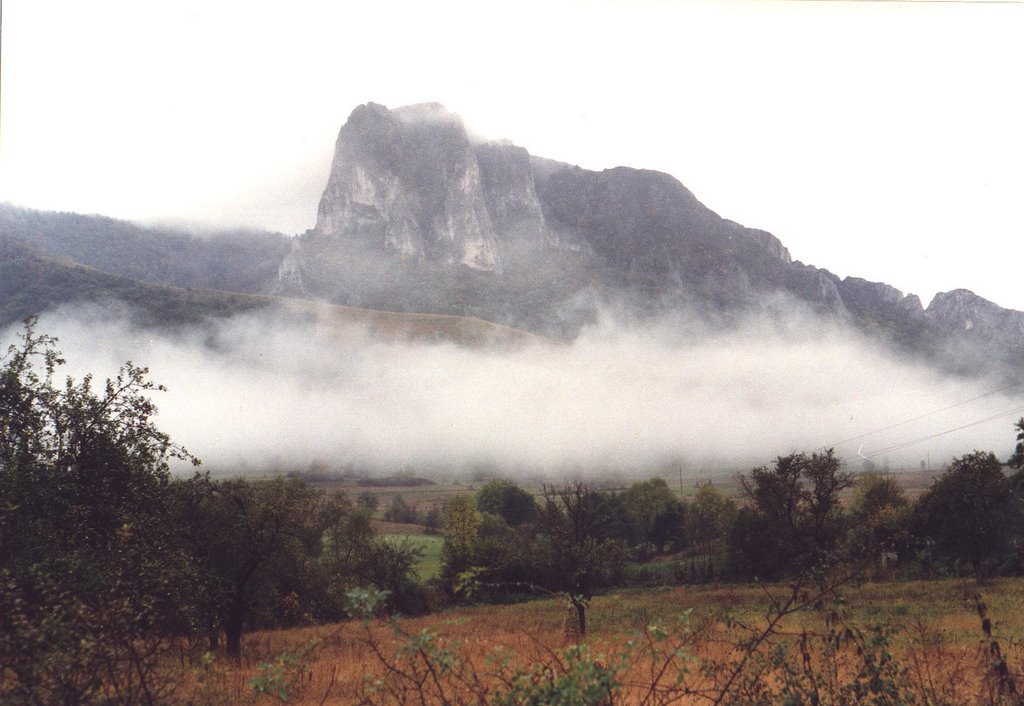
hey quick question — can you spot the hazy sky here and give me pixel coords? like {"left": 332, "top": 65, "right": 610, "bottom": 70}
{"left": 2, "top": 0, "right": 1023, "bottom": 310}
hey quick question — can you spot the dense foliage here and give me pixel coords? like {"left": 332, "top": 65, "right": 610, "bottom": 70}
{"left": 0, "top": 321, "right": 420, "bottom": 703}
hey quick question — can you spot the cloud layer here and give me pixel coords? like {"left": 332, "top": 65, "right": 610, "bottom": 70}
{"left": 6, "top": 305, "right": 1021, "bottom": 478}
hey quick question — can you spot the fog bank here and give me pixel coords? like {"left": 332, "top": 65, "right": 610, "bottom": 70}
{"left": 7, "top": 305, "right": 1022, "bottom": 478}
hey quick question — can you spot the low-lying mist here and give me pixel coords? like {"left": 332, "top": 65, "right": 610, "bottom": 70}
{"left": 8, "top": 303, "right": 1022, "bottom": 479}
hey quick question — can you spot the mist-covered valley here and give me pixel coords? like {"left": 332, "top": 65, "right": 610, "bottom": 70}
{"left": 9, "top": 299, "right": 1020, "bottom": 479}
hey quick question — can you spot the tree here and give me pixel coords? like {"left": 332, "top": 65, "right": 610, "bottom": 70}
{"left": 318, "top": 503, "right": 424, "bottom": 615}
{"left": 0, "top": 318, "right": 198, "bottom": 702}
{"left": 476, "top": 479, "right": 538, "bottom": 527}
{"left": 851, "top": 471, "right": 907, "bottom": 519}
{"left": 686, "top": 482, "right": 736, "bottom": 571}
{"left": 731, "top": 450, "right": 853, "bottom": 580}
{"left": 423, "top": 505, "right": 443, "bottom": 534}
{"left": 176, "top": 476, "right": 337, "bottom": 657}
{"left": 538, "top": 482, "right": 628, "bottom": 636}
{"left": 1009, "top": 418, "right": 1024, "bottom": 471}
{"left": 847, "top": 472, "right": 910, "bottom": 571}
{"left": 913, "top": 451, "right": 1018, "bottom": 583}
{"left": 384, "top": 494, "right": 419, "bottom": 524}
{"left": 440, "top": 495, "right": 483, "bottom": 583}
{"left": 623, "top": 477, "right": 685, "bottom": 552}
{"left": 357, "top": 490, "right": 380, "bottom": 511}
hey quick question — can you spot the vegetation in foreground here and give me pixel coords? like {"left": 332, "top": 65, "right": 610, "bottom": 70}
{"left": 184, "top": 577, "right": 1024, "bottom": 705}
{"left": 4, "top": 318, "right": 1024, "bottom": 704}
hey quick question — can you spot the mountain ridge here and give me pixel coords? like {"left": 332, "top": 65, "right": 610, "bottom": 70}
{"left": 2, "top": 102, "right": 1022, "bottom": 377}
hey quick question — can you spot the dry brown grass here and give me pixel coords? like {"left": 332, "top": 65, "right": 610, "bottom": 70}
{"left": 174, "top": 577, "right": 1024, "bottom": 704}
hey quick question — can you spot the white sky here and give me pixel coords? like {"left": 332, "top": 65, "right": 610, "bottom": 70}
{"left": 1, "top": 0, "right": 1022, "bottom": 310}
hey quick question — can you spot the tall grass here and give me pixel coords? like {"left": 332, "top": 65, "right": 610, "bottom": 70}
{"left": 171, "top": 577, "right": 1024, "bottom": 704}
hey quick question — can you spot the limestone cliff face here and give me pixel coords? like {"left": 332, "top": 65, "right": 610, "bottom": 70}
{"left": 301, "top": 102, "right": 879, "bottom": 321}
{"left": 838, "top": 277, "right": 925, "bottom": 329}
{"left": 730, "top": 225, "right": 791, "bottom": 265}
{"left": 538, "top": 166, "right": 725, "bottom": 278}
{"left": 285, "top": 102, "right": 1024, "bottom": 369}
{"left": 927, "top": 289, "right": 1024, "bottom": 347}
{"left": 313, "top": 103, "right": 499, "bottom": 271}
{"left": 474, "top": 142, "right": 546, "bottom": 243}
{"left": 535, "top": 163, "right": 799, "bottom": 308}
{"left": 783, "top": 264, "right": 850, "bottom": 319}
{"left": 270, "top": 238, "right": 306, "bottom": 296}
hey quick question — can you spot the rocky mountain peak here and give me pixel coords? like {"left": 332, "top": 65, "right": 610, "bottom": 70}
{"left": 273, "top": 101, "right": 1024, "bottom": 367}
{"left": 391, "top": 102, "right": 463, "bottom": 125}
{"left": 927, "top": 289, "right": 1024, "bottom": 338}
{"left": 312, "top": 102, "right": 500, "bottom": 271}
{"left": 920, "top": 289, "right": 1024, "bottom": 372}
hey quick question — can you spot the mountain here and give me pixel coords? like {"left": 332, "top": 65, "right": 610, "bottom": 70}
{"left": 278, "top": 102, "right": 920, "bottom": 330}
{"left": 0, "top": 204, "right": 291, "bottom": 294}
{"left": 311, "top": 103, "right": 500, "bottom": 271}
{"left": 2, "top": 101, "right": 1022, "bottom": 376}
{"left": 0, "top": 233, "right": 541, "bottom": 351}
{"left": 272, "top": 101, "right": 1023, "bottom": 374}
{"left": 0, "top": 235, "right": 269, "bottom": 328}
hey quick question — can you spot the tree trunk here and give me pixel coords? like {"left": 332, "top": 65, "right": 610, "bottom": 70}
{"left": 225, "top": 622, "right": 242, "bottom": 658}
{"left": 224, "top": 602, "right": 246, "bottom": 658}
{"left": 571, "top": 597, "right": 587, "bottom": 638}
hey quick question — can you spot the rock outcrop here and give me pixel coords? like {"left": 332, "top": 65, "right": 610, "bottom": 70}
{"left": 313, "top": 102, "right": 500, "bottom": 271}
{"left": 305, "top": 102, "right": 816, "bottom": 304}
{"left": 837, "top": 277, "right": 925, "bottom": 332}
{"left": 927, "top": 289, "right": 1024, "bottom": 348}
{"left": 278, "top": 101, "right": 1024, "bottom": 369}
{"left": 474, "top": 142, "right": 546, "bottom": 243}
{"left": 270, "top": 238, "right": 306, "bottom": 296}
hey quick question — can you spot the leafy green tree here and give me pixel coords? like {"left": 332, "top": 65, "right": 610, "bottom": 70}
{"left": 440, "top": 495, "right": 483, "bottom": 583}
{"left": 0, "top": 318, "right": 198, "bottom": 702}
{"left": 318, "top": 500, "right": 424, "bottom": 615}
{"left": 913, "top": 451, "right": 1019, "bottom": 583}
{"left": 851, "top": 471, "right": 907, "bottom": 518}
{"left": 623, "top": 477, "right": 685, "bottom": 552}
{"left": 538, "top": 481, "right": 629, "bottom": 636}
{"left": 730, "top": 450, "right": 853, "bottom": 580}
{"left": 476, "top": 479, "right": 538, "bottom": 527}
{"left": 384, "top": 494, "right": 419, "bottom": 524}
{"left": 686, "top": 482, "right": 736, "bottom": 570}
{"left": 423, "top": 505, "right": 443, "bottom": 534}
{"left": 1009, "top": 418, "right": 1024, "bottom": 471}
{"left": 471, "top": 512, "right": 518, "bottom": 580}
{"left": 847, "top": 472, "right": 910, "bottom": 570}
{"left": 357, "top": 490, "right": 380, "bottom": 511}
{"left": 177, "top": 476, "right": 335, "bottom": 657}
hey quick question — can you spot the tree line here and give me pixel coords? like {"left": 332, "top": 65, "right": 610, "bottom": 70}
{"left": 431, "top": 443, "right": 1024, "bottom": 635}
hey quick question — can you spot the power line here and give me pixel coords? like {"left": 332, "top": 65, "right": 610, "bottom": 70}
{"left": 827, "top": 381, "right": 1022, "bottom": 449}
{"left": 849, "top": 403, "right": 1024, "bottom": 462}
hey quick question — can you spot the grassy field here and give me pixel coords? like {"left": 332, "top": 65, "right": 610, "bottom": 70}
{"left": 381, "top": 532, "right": 445, "bottom": 581}
{"left": 182, "top": 576, "right": 1024, "bottom": 704}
